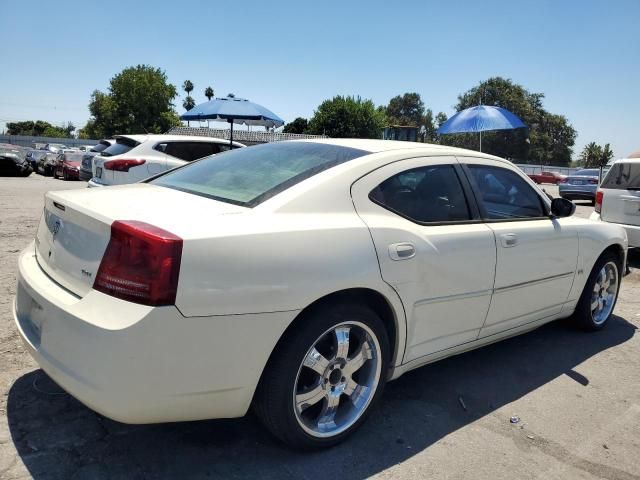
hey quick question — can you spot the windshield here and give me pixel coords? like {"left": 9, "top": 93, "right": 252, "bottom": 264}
{"left": 601, "top": 163, "right": 640, "bottom": 190}
{"left": 150, "top": 142, "right": 368, "bottom": 207}
{"left": 100, "top": 137, "right": 140, "bottom": 157}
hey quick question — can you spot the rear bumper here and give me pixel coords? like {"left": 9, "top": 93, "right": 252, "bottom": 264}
{"left": 589, "top": 213, "right": 640, "bottom": 248}
{"left": 87, "top": 178, "right": 106, "bottom": 187}
{"left": 78, "top": 169, "right": 92, "bottom": 181}
{"left": 559, "top": 186, "right": 596, "bottom": 200}
{"left": 14, "top": 244, "right": 296, "bottom": 423}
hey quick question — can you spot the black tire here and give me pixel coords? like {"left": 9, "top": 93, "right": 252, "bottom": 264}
{"left": 253, "top": 302, "right": 390, "bottom": 450}
{"left": 571, "top": 251, "right": 622, "bottom": 331}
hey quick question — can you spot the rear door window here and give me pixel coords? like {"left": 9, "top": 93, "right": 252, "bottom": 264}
{"left": 601, "top": 163, "right": 640, "bottom": 190}
{"left": 162, "top": 142, "right": 223, "bottom": 161}
{"left": 369, "top": 165, "right": 471, "bottom": 223}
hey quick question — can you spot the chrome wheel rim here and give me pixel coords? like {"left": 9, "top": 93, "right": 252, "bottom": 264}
{"left": 292, "top": 321, "right": 381, "bottom": 438}
{"left": 591, "top": 261, "right": 619, "bottom": 325}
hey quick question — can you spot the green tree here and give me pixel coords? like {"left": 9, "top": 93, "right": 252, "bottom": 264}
{"left": 182, "top": 80, "right": 194, "bottom": 97}
{"left": 204, "top": 86, "right": 214, "bottom": 101}
{"left": 435, "top": 112, "right": 448, "bottom": 129}
{"left": 440, "top": 77, "right": 576, "bottom": 165}
{"left": 385, "top": 92, "right": 425, "bottom": 126}
{"left": 579, "top": 142, "right": 603, "bottom": 167}
{"left": 183, "top": 96, "right": 196, "bottom": 111}
{"left": 6, "top": 120, "right": 75, "bottom": 138}
{"left": 84, "top": 65, "right": 180, "bottom": 138}
{"left": 283, "top": 117, "right": 308, "bottom": 134}
{"left": 307, "top": 95, "right": 386, "bottom": 138}
{"left": 579, "top": 142, "right": 613, "bottom": 168}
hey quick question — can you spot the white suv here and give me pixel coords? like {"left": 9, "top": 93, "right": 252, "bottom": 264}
{"left": 88, "top": 134, "right": 244, "bottom": 187}
{"left": 591, "top": 158, "right": 640, "bottom": 247}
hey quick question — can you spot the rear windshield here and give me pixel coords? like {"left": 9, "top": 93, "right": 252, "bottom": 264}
{"left": 150, "top": 142, "right": 368, "bottom": 207}
{"left": 100, "top": 138, "right": 140, "bottom": 157}
{"left": 90, "top": 142, "right": 109, "bottom": 153}
{"left": 575, "top": 169, "right": 599, "bottom": 177}
{"left": 601, "top": 163, "right": 640, "bottom": 190}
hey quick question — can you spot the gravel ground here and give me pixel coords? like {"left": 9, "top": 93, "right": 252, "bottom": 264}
{"left": 1, "top": 176, "right": 639, "bottom": 480}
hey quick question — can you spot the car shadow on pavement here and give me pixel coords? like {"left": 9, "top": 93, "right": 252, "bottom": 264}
{"left": 7, "top": 315, "right": 637, "bottom": 480}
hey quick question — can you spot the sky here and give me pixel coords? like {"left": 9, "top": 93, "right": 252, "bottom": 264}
{"left": 1, "top": 0, "right": 639, "bottom": 159}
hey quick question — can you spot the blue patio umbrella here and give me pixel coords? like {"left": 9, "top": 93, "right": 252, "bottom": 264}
{"left": 436, "top": 105, "right": 526, "bottom": 152}
{"left": 180, "top": 96, "right": 285, "bottom": 146}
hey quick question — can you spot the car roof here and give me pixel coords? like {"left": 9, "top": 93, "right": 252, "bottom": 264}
{"left": 612, "top": 158, "right": 640, "bottom": 164}
{"left": 114, "top": 134, "right": 244, "bottom": 146}
{"left": 290, "top": 138, "right": 511, "bottom": 164}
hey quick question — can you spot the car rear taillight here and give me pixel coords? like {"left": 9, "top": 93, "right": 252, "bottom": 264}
{"left": 559, "top": 178, "right": 568, "bottom": 183}
{"left": 103, "top": 159, "right": 146, "bottom": 172}
{"left": 589, "top": 178, "right": 599, "bottom": 184}
{"left": 595, "top": 190, "right": 604, "bottom": 214}
{"left": 94, "top": 221, "right": 182, "bottom": 306}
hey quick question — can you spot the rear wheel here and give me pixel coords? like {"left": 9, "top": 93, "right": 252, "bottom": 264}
{"left": 254, "top": 303, "right": 389, "bottom": 449}
{"left": 571, "top": 252, "right": 621, "bottom": 330}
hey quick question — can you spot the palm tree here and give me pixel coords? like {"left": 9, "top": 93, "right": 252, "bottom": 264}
{"left": 204, "top": 86, "right": 214, "bottom": 101}
{"left": 579, "top": 142, "right": 602, "bottom": 168}
{"left": 600, "top": 143, "right": 614, "bottom": 167}
{"left": 183, "top": 96, "right": 196, "bottom": 111}
{"left": 182, "top": 80, "right": 194, "bottom": 97}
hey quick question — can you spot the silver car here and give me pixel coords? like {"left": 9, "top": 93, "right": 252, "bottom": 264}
{"left": 559, "top": 168, "right": 600, "bottom": 204}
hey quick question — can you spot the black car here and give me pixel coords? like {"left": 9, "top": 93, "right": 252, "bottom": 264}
{"left": 80, "top": 139, "right": 114, "bottom": 181}
{"left": 0, "top": 144, "right": 32, "bottom": 177}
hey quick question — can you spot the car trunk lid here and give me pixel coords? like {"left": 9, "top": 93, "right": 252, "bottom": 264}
{"left": 35, "top": 184, "right": 247, "bottom": 297}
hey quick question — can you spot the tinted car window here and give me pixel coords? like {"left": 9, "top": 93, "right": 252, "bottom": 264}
{"left": 100, "top": 138, "right": 140, "bottom": 157}
{"left": 601, "top": 163, "right": 640, "bottom": 190}
{"left": 162, "top": 142, "right": 223, "bottom": 161}
{"left": 151, "top": 142, "right": 367, "bottom": 207}
{"left": 370, "top": 165, "right": 471, "bottom": 223}
{"left": 90, "top": 142, "right": 109, "bottom": 153}
{"left": 468, "top": 165, "right": 546, "bottom": 219}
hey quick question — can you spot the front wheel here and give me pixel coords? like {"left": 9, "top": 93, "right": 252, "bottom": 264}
{"left": 571, "top": 252, "right": 622, "bottom": 330}
{"left": 254, "top": 303, "right": 390, "bottom": 449}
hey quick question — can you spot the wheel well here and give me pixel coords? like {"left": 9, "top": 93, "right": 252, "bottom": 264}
{"left": 602, "top": 243, "right": 626, "bottom": 268}
{"left": 265, "top": 288, "right": 399, "bottom": 373}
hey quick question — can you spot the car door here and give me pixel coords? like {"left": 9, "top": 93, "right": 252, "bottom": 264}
{"left": 460, "top": 158, "right": 579, "bottom": 338}
{"left": 351, "top": 156, "right": 497, "bottom": 362}
{"left": 162, "top": 142, "right": 221, "bottom": 171}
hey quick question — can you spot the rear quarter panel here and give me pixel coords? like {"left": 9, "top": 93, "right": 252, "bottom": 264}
{"left": 564, "top": 218, "right": 627, "bottom": 309}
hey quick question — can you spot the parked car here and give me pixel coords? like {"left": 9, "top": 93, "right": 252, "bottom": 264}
{"left": 42, "top": 143, "right": 68, "bottom": 154}
{"left": 89, "top": 135, "right": 245, "bottom": 187}
{"left": 26, "top": 149, "right": 49, "bottom": 171}
{"left": 37, "top": 152, "right": 58, "bottom": 176}
{"left": 14, "top": 140, "right": 627, "bottom": 449}
{"left": 53, "top": 152, "right": 84, "bottom": 180}
{"left": 527, "top": 170, "right": 566, "bottom": 184}
{"left": 0, "top": 143, "right": 32, "bottom": 176}
{"left": 591, "top": 158, "right": 640, "bottom": 247}
{"left": 558, "top": 168, "right": 600, "bottom": 204}
{"left": 80, "top": 139, "right": 115, "bottom": 181}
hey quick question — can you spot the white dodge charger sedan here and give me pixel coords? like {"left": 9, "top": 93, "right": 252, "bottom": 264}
{"left": 14, "top": 140, "right": 627, "bottom": 449}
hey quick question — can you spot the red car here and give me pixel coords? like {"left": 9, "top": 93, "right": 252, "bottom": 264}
{"left": 53, "top": 153, "right": 84, "bottom": 180}
{"left": 527, "top": 170, "right": 567, "bottom": 184}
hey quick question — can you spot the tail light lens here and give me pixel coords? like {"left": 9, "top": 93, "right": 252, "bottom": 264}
{"left": 595, "top": 190, "right": 604, "bottom": 214}
{"left": 103, "top": 159, "right": 146, "bottom": 172}
{"left": 589, "top": 178, "right": 599, "bottom": 184}
{"left": 559, "top": 178, "right": 568, "bottom": 183}
{"left": 94, "top": 221, "right": 183, "bottom": 306}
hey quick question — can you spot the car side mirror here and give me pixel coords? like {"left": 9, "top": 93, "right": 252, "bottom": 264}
{"left": 550, "top": 197, "right": 575, "bottom": 218}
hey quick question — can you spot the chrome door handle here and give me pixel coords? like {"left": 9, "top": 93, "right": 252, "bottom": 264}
{"left": 500, "top": 233, "right": 518, "bottom": 248}
{"left": 389, "top": 242, "right": 416, "bottom": 261}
